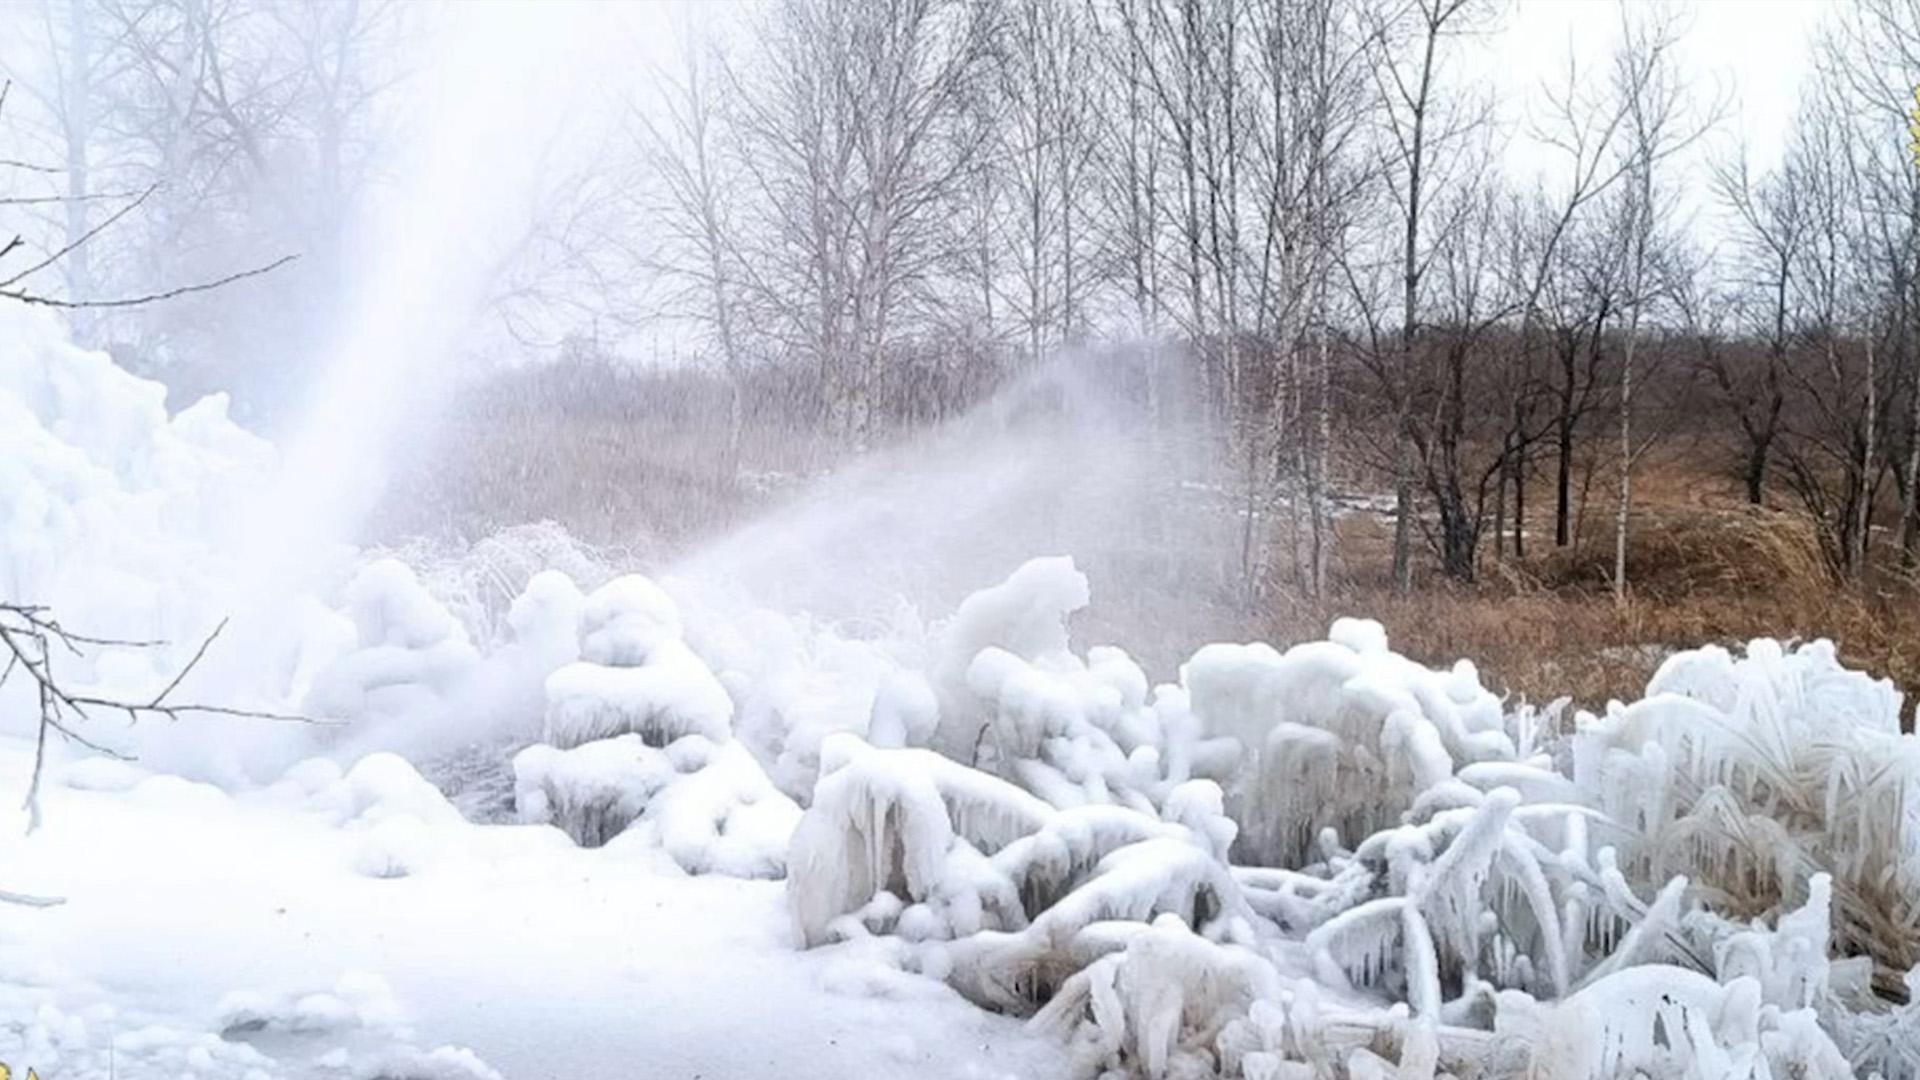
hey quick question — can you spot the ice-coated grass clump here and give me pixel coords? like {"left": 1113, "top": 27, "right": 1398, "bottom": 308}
{"left": 779, "top": 557, "right": 1904, "bottom": 1080}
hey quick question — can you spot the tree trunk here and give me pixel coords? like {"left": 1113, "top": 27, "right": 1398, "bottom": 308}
{"left": 62, "top": 0, "right": 95, "bottom": 339}
{"left": 1746, "top": 437, "right": 1770, "bottom": 505}
{"left": 1614, "top": 355, "right": 1632, "bottom": 605}
{"left": 1855, "top": 336, "right": 1877, "bottom": 579}
{"left": 1438, "top": 488, "right": 1476, "bottom": 582}
{"left": 1391, "top": 456, "right": 1414, "bottom": 593}
{"left": 1555, "top": 364, "right": 1575, "bottom": 547}
{"left": 1513, "top": 437, "right": 1527, "bottom": 560}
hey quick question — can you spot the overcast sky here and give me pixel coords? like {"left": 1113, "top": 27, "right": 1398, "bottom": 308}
{"left": 1494, "top": 0, "right": 1829, "bottom": 172}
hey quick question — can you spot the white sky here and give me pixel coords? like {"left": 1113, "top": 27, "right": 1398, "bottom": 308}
{"left": 1490, "top": 0, "right": 1830, "bottom": 176}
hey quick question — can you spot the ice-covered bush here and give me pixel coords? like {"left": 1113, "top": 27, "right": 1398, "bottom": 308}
{"left": 783, "top": 574, "right": 1920, "bottom": 1080}
{"left": 304, "top": 558, "right": 481, "bottom": 723}
{"left": 1573, "top": 637, "right": 1920, "bottom": 989}
{"left": 1184, "top": 622, "right": 1512, "bottom": 869}
{"left": 922, "top": 558, "right": 1237, "bottom": 820}
{"left": 542, "top": 574, "right": 734, "bottom": 749}
{"left": 685, "top": 602, "right": 940, "bottom": 800}
{"left": 513, "top": 733, "right": 799, "bottom": 877}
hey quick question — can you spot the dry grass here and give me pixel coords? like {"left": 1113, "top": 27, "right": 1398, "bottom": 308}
{"left": 1264, "top": 481, "right": 1920, "bottom": 717}
{"left": 373, "top": 383, "right": 1920, "bottom": 720}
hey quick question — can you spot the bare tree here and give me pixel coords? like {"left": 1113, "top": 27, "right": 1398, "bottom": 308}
{"left": 1710, "top": 145, "right": 1804, "bottom": 506}
{"left": 638, "top": 24, "right": 752, "bottom": 472}
{"left": 1605, "top": 2, "right": 1706, "bottom": 604}
{"left": 725, "top": 0, "right": 995, "bottom": 439}
{"left": 1357, "top": 0, "right": 1493, "bottom": 594}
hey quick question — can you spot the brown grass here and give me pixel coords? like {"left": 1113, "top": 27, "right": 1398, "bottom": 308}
{"left": 374, "top": 382, "right": 1920, "bottom": 719}
{"left": 1263, "top": 479, "right": 1920, "bottom": 717}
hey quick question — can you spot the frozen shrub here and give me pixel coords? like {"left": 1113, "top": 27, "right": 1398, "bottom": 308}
{"left": 788, "top": 734, "right": 1055, "bottom": 945}
{"left": 304, "top": 559, "right": 480, "bottom": 723}
{"left": 783, "top": 577, "right": 1920, "bottom": 1079}
{"left": 1572, "top": 637, "right": 1920, "bottom": 986}
{"left": 513, "top": 733, "right": 799, "bottom": 876}
{"left": 540, "top": 573, "right": 735, "bottom": 750}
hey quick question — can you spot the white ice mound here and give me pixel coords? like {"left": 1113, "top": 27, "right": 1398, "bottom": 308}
{"left": 512, "top": 733, "right": 799, "bottom": 877}
{"left": 304, "top": 558, "right": 480, "bottom": 722}
{"left": 0, "top": 303, "right": 282, "bottom": 771}
{"left": 542, "top": 574, "right": 733, "bottom": 748}
{"left": 931, "top": 555, "right": 1091, "bottom": 758}
{"left": 0, "top": 304, "right": 272, "bottom": 636}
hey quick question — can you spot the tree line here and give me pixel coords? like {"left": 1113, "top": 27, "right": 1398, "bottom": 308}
{"left": 10, "top": 0, "right": 1920, "bottom": 598}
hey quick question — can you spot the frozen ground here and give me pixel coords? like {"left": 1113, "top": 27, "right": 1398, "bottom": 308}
{"left": 0, "top": 744, "right": 1062, "bottom": 1080}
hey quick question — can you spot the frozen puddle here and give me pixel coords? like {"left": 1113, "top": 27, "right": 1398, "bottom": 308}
{"left": 0, "top": 746, "right": 1062, "bottom": 1080}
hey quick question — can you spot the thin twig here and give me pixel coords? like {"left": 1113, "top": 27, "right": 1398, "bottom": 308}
{"left": 1, "top": 253, "right": 299, "bottom": 309}
{"left": 149, "top": 617, "right": 226, "bottom": 706}
{"left": 0, "top": 184, "right": 157, "bottom": 289}
{"left": 1, "top": 603, "right": 327, "bottom": 834}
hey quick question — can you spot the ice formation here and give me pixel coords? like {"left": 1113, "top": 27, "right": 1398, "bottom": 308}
{"left": 2, "top": 973, "right": 503, "bottom": 1080}
{"left": 10, "top": 313, "right": 1920, "bottom": 1080}
{"left": 514, "top": 734, "right": 799, "bottom": 876}
{"left": 781, "top": 558, "right": 1918, "bottom": 1079}
{"left": 303, "top": 558, "right": 481, "bottom": 723}
{"left": 542, "top": 575, "right": 734, "bottom": 749}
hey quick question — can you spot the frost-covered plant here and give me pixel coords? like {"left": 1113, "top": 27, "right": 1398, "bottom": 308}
{"left": 513, "top": 732, "right": 799, "bottom": 877}
{"left": 787, "top": 733, "right": 1055, "bottom": 945}
{"left": 1572, "top": 638, "right": 1920, "bottom": 989}
{"left": 542, "top": 574, "right": 734, "bottom": 749}
{"left": 1184, "top": 619, "right": 1514, "bottom": 869}
{"left": 783, "top": 575, "right": 1920, "bottom": 1080}
{"left": 927, "top": 558, "right": 1238, "bottom": 819}
{"left": 304, "top": 558, "right": 480, "bottom": 723}
{"left": 1032, "top": 913, "right": 1280, "bottom": 1079}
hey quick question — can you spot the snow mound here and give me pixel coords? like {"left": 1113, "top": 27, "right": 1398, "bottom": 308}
{"left": 1, "top": 976, "right": 501, "bottom": 1080}
{"left": 304, "top": 558, "right": 481, "bottom": 723}
{"left": 542, "top": 575, "right": 734, "bottom": 749}
{"left": 215, "top": 970, "right": 407, "bottom": 1036}
{"left": 0, "top": 304, "right": 271, "bottom": 648}
{"left": 513, "top": 732, "right": 799, "bottom": 876}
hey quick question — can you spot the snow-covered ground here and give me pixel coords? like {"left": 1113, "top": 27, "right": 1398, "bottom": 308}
{"left": 0, "top": 744, "right": 1062, "bottom": 1080}
{"left": 6, "top": 303, "right": 1920, "bottom": 1079}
